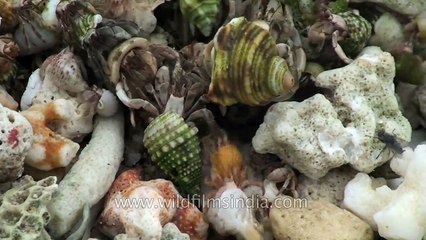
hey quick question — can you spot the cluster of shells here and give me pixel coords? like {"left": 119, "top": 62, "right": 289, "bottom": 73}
{"left": 0, "top": 0, "right": 426, "bottom": 239}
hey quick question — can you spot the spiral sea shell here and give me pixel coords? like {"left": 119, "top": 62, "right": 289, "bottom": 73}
{"left": 338, "top": 11, "right": 372, "bottom": 56}
{"left": 179, "top": 0, "right": 220, "bottom": 36}
{"left": 207, "top": 17, "right": 298, "bottom": 106}
{"left": 143, "top": 111, "right": 202, "bottom": 195}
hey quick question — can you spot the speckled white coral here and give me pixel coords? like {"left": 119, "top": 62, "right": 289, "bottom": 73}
{"left": 253, "top": 94, "right": 359, "bottom": 179}
{"left": 0, "top": 104, "right": 33, "bottom": 182}
{"left": 314, "top": 46, "right": 411, "bottom": 172}
{"left": 343, "top": 144, "right": 426, "bottom": 240}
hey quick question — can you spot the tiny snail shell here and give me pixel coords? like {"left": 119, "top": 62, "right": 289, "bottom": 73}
{"left": 97, "top": 89, "right": 119, "bottom": 117}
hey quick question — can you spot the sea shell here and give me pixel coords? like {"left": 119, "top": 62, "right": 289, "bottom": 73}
{"left": 143, "top": 111, "right": 202, "bottom": 195}
{"left": 338, "top": 11, "right": 372, "bottom": 56}
{"left": 0, "top": 0, "right": 19, "bottom": 33}
{"left": 0, "top": 34, "right": 20, "bottom": 83}
{"left": 207, "top": 17, "right": 298, "bottom": 106}
{"left": 179, "top": 0, "right": 220, "bottom": 36}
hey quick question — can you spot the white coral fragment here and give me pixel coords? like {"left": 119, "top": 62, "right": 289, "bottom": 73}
{"left": 315, "top": 46, "right": 411, "bottom": 172}
{"left": 47, "top": 110, "right": 124, "bottom": 238}
{"left": 0, "top": 104, "right": 33, "bottom": 182}
{"left": 253, "top": 94, "right": 358, "bottom": 179}
{"left": 343, "top": 144, "right": 426, "bottom": 240}
{"left": 206, "top": 181, "right": 263, "bottom": 240}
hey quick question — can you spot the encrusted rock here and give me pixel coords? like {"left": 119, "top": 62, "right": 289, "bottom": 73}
{"left": 0, "top": 175, "right": 57, "bottom": 240}
{"left": 297, "top": 166, "right": 358, "bottom": 205}
{"left": 270, "top": 197, "right": 374, "bottom": 240}
{"left": 253, "top": 94, "right": 357, "bottom": 179}
{"left": 0, "top": 104, "right": 33, "bottom": 182}
{"left": 161, "top": 223, "right": 190, "bottom": 240}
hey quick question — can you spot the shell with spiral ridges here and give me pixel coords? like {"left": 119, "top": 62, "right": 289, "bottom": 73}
{"left": 207, "top": 17, "right": 298, "bottom": 106}
{"left": 179, "top": 0, "right": 220, "bottom": 36}
{"left": 339, "top": 11, "right": 372, "bottom": 56}
{"left": 143, "top": 111, "right": 202, "bottom": 195}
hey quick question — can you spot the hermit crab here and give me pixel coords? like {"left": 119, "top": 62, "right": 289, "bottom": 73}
{"left": 103, "top": 36, "right": 215, "bottom": 195}
{"left": 308, "top": 9, "right": 372, "bottom": 63}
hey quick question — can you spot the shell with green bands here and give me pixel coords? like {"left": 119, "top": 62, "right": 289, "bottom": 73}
{"left": 179, "top": 0, "right": 219, "bottom": 36}
{"left": 143, "top": 111, "right": 202, "bottom": 195}
{"left": 339, "top": 11, "right": 372, "bottom": 56}
{"left": 207, "top": 17, "right": 298, "bottom": 106}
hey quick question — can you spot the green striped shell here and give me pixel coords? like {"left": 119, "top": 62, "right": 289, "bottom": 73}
{"left": 339, "top": 11, "right": 372, "bottom": 56}
{"left": 179, "top": 0, "right": 220, "bottom": 36}
{"left": 143, "top": 111, "right": 202, "bottom": 195}
{"left": 207, "top": 17, "right": 298, "bottom": 106}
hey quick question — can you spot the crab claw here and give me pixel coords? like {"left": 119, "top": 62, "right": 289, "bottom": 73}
{"left": 0, "top": 85, "right": 18, "bottom": 110}
{"left": 115, "top": 81, "right": 154, "bottom": 109}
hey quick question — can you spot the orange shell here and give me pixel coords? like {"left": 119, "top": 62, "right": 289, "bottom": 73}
{"left": 210, "top": 143, "right": 244, "bottom": 180}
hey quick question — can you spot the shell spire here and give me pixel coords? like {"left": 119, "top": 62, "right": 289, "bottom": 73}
{"left": 143, "top": 111, "right": 202, "bottom": 195}
{"left": 179, "top": 0, "right": 220, "bottom": 36}
{"left": 207, "top": 17, "right": 298, "bottom": 106}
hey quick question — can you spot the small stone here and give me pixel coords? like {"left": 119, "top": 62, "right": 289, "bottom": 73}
{"left": 270, "top": 197, "right": 373, "bottom": 240}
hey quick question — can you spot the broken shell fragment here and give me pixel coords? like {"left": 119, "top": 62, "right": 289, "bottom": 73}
{"left": 207, "top": 17, "right": 298, "bottom": 106}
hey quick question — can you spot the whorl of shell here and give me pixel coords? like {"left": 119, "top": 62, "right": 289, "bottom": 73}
{"left": 207, "top": 17, "right": 298, "bottom": 106}
{"left": 339, "top": 11, "right": 372, "bottom": 56}
{"left": 143, "top": 111, "right": 202, "bottom": 195}
{"left": 179, "top": 0, "right": 220, "bottom": 36}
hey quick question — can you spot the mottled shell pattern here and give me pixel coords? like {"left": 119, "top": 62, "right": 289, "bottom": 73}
{"left": 0, "top": 0, "right": 19, "bottom": 33}
{"left": 143, "top": 111, "right": 202, "bottom": 195}
{"left": 179, "top": 0, "right": 220, "bottom": 36}
{"left": 339, "top": 11, "right": 372, "bottom": 56}
{"left": 207, "top": 17, "right": 298, "bottom": 106}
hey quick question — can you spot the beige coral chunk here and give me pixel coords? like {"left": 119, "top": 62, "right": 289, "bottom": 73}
{"left": 0, "top": 104, "right": 33, "bottom": 182}
{"left": 270, "top": 197, "right": 374, "bottom": 240}
{"left": 21, "top": 99, "right": 79, "bottom": 171}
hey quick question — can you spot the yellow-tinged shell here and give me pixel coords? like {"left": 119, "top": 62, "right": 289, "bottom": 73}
{"left": 211, "top": 143, "right": 243, "bottom": 180}
{"left": 207, "top": 17, "right": 298, "bottom": 106}
{"left": 179, "top": 0, "right": 219, "bottom": 36}
{"left": 0, "top": 0, "right": 19, "bottom": 33}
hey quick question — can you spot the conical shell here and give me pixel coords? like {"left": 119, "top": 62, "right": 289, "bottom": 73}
{"left": 143, "top": 111, "right": 202, "bottom": 195}
{"left": 207, "top": 17, "right": 298, "bottom": 106}
{"left": 339, "top": 11, "right": 372, "bottom": 56}
{"left": 179, "top": 0, "right": 220, "bottom": 36}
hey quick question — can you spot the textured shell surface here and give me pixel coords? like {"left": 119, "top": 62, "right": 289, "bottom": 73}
{"left": 339, "top": 11, "right": 372, "bottom": 56}
{"left": 143, "top": 111, "right": 202, "bottom": 195}
{"left": 207, "top": 17, "right": 297, "bottom": 106}
{"left": 179, "top": 0, "right": 220, "bottom": 36}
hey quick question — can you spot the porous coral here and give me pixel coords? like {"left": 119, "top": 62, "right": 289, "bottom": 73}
{"left": 253, "top": 94, "right": 357, "bottom": 179}
{"left": 47, "top": 109, "right": 124, "bottom": 238}
{"left": 253, "top": 47, "right": 411, "bottom": 178}
{"left": 0, "top": 104, "right": 33, "bottom": 182}
{"left": 343, "top": 144, "right": 426, "bottom": 240}
{"left": 0, "top": 175, "right": 57, "bottom": 240}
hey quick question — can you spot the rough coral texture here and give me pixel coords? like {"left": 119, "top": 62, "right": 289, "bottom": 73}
{"left": 343, "top": 144, "right": 426, "bottom": 240}
{"left": 0, "top": 175, "right": 57, "bottom": 240}
{"left": 315, "top": 46, "right": 411, "bottom": 172}
{"left": 297, "top": 166, "right": 358, "bottom": 205}
{"left": 270, "top": 197, "right": 374, "bottom": 240}
{"left": 21, "top": 100, "right": 80, "bottom": 171}
{"left": 21, "top": 48, "right": 99, "bottom": 140}
{"left": 206, "top": 181, "right": 263, "bottom": 240}
{"left": 161, "top": 223, "right": 190, "bottom": 240}
{"left": 47, "top": 111, "right": 124, "bottom": 238}
{"left": 99, "top": 171, "right": 208, "bottom": 240}
{"left": 253, "top": 94, "right": 358, "bottom": 179}
{"left": 0, "top": 104, "right": 33, "bottom": 182}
